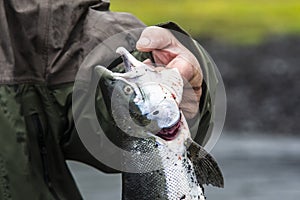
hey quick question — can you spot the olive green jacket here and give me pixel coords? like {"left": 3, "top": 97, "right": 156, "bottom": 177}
{"left": 0, "top": 0, "right": 217, "bottom": 199}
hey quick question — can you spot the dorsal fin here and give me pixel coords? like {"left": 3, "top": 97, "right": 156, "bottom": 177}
{"left": 186, "top": 138, "right": 224, "bottom": 188}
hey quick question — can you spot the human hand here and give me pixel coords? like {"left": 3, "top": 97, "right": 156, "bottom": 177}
{"left": 136, "top": 26, "right": 203, "bottom": 119}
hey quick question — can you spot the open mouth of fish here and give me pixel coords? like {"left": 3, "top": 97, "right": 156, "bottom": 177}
{"left": 96, "top": 47, "right": 184, "bottom": 141}
{"left": 156, "top": 115, "right": 181, "bottom": 140}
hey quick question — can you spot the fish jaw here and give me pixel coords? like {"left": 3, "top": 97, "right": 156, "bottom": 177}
{"left": 95, "top": 65, "right": 140, "bottom": 103}
{"left": 116, "top": 47, "right": 155, "bottom": 73}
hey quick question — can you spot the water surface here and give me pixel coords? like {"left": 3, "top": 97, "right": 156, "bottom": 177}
{"left": 68, "top": 134, "right": 300, "bottom": 200}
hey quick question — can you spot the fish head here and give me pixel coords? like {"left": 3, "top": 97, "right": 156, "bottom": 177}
{"left": 96, "top": 65, "right": 163, "bottom": 138}
{"left": 95, "top": 65, "right": 182, "bottom": 140}
{"left": 95, "top": 46, "right": 184, "bottom": 141}
{"left": 115, "top": 47, "right": 183, "bottom": 141}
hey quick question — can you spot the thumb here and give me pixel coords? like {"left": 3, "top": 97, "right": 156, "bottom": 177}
{"left": 136, "top": 26, "right": 172, "bottom": 52}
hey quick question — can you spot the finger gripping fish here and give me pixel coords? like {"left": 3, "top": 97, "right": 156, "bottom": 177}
{"left": 95, "top": 47, "right": 224, "bottom": 200}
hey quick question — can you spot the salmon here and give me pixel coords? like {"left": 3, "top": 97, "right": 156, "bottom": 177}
{"left": 95, "top": 47, "right": 223, "bottom": 200}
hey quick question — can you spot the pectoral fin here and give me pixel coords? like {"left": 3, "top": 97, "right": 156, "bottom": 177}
{"left": 186, "top": 138, "right": 224, "bottom": 188}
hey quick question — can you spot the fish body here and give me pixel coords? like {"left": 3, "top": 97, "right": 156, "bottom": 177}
{"left": 95, "top": 47, "right": 223, "bottom": 200}
{"left": 121, "top": 115, "right": 205, "bottom": 200}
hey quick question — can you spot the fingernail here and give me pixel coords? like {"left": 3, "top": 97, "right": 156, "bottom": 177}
{"left": 137, "top": 37, "right": 151, "bottom": 47}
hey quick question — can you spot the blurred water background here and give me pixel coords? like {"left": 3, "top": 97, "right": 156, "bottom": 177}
{"left": 68, "top": 0, "right": 300, "bottom": 199}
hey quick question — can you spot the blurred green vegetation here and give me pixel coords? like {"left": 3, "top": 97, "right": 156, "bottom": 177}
{"left": 111, "top": 0, "right": 300, "bottom": 44}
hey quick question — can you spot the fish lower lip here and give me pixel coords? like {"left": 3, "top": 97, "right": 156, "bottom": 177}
{"left": 156, "top": 119, "right": 181, "bottom": 141}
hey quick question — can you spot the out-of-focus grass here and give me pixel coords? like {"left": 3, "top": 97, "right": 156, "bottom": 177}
{"left": 111, "top": 0, "right": 300, "bottom": 44}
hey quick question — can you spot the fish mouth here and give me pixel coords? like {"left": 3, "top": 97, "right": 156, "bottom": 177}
{"left": 156, "top": 115, "right": 181, "bottom": 141}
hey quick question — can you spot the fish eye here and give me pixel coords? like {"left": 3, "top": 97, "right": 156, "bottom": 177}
{"left": 123, "top": 85, "right": 133, "bottom": 95}
{"left": 153, "top": 110, "right": 159, "bottom": 115}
